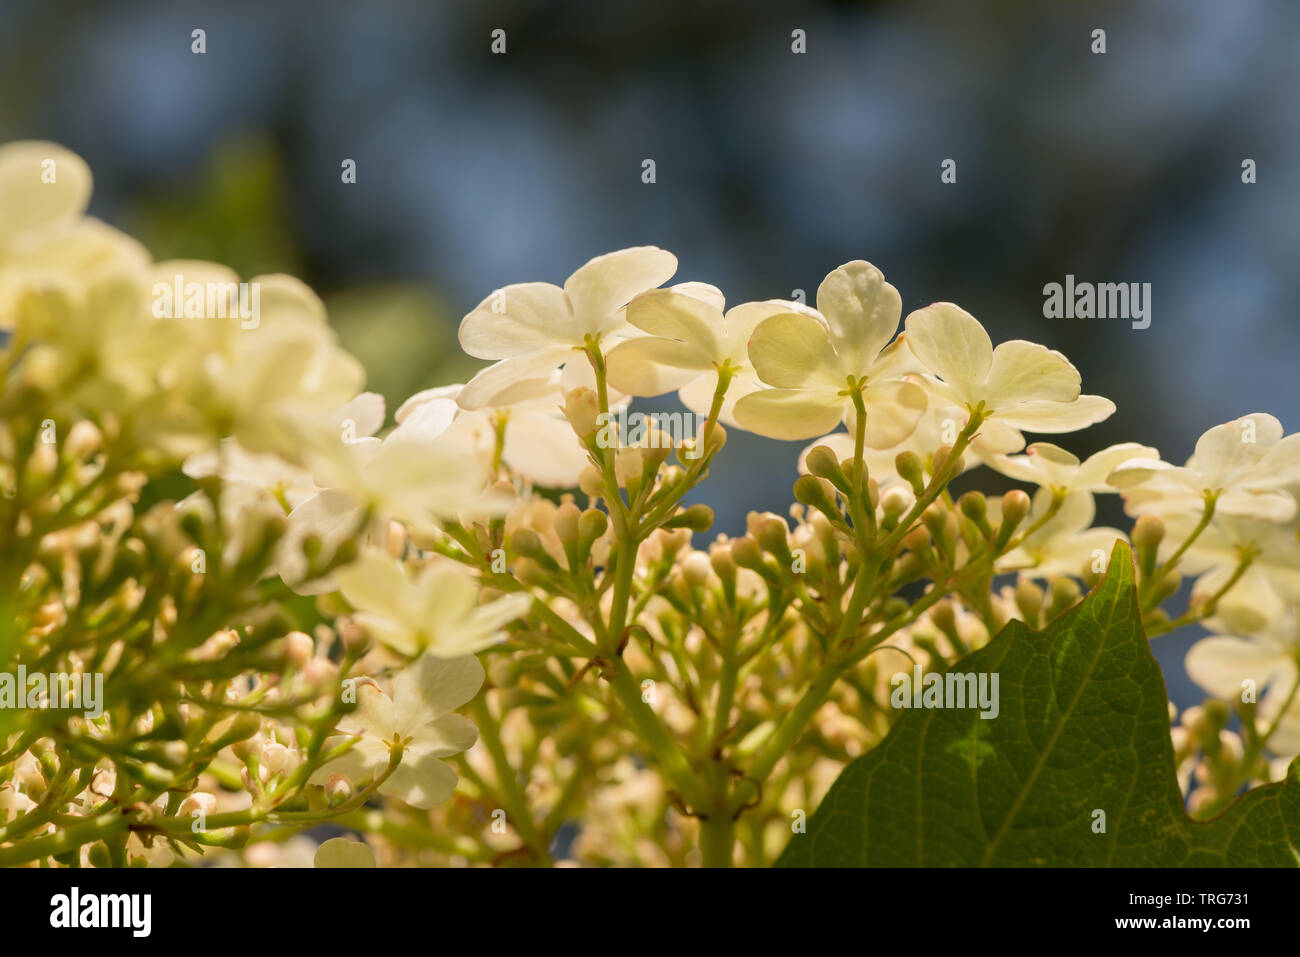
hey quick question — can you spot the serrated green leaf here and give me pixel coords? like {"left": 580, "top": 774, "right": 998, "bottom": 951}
{"left": 777, "top": 541, "right": 1300, "bottom": 866}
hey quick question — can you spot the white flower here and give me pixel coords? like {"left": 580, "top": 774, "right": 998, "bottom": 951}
{"left": 1163, "top": 514, "right": 1300, "bottom": 632}
{"left": 396, "top": 374, "right": 600, "bottom": 488}
{"left": 311, "top": 653, "right": 485, "bottom": 809}
{"left": 1185, "top": 609, "right": 1299, "bottom": 706}
{"left": 996, "top": 489, "right": 1127, "bottom": 578}
{"left": 1109, "top": 414, "right": 1300, "bottom": 522}
{"left": 734, "top": 261, "right": 928, "bottom": 443}
{"left": 605, "top": 282, "right": 799, "bottom": 427}
{"left": 903, "top": 302, "right": 1114, "bottom": 453}
{"left": 987, "top": 441, "right": 1158, "bottom": 495}
{"left": 183, "top": 392, "right": 386, "bottom": 509}
{"left": 0, "top": 141, "right": 149, "bottom": 326}
{"left": 335, "top": 549, "right": 532, "bottom": 657}
{"left": 457, "top": 247, "right": 677, "bottom": 409}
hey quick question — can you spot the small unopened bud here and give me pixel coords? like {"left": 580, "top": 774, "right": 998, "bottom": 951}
{"left": 999, "top": 489, "right": 1031, "bottom": 531}
{"left": 510, "top": 528, "right": 544, "bottom": 559}
{"left": 1015, "top": 577, "right": 1045, "bottom": 624}
{"left": 729, "top": 537, "right": 765, "bottom": 572}
{"left": 1133, "top": 514, "right": 1166, "bottom": 549}
{"left": 614, "top": 448, "right": 644, "bottom": 487}
{"left": 682, "top": 551, "right": 713, "bottom": 587}
{"left": 563, "top": 387, "right": 600, "bottom": 438}
{"left": 931, "top": 445, "right": 955, "bottom": 478}
{"left": 555, "top": 501, "right": 582, "bottom": 548}
{"left": 1045, "top": 576, "right": 1082, "bottom": 619}
{"left": 284, "top": 631, "right": 314, "bottom": 670}
{"left": 894, "top": 450, "right": 925, "bottom": 495}
{"left": 805, "top": 445, "right": 849, "bottom": 492}
{"left": 325, "top": 774, "right": 354, "bottom": 807}
{"left": 179, "top": 792, "right": 217, "bottom": 817}
{"left": 578, "top": 465, "right": 604, "bottom": 499}
{"left": 958, "top": 491, "right": 991, "bottom": 537}
{"left": 65, "top": 420, "right": 102, "bottom": 460}
{"left": 793, "top": 474, "right": 840, "bottom": 519}
{"left": 664, "top": 503, "right": 714, "bottom": 532}
{"left": 578, "top": 508, "right": 608, "bottom": 545}
{"left": 880, "top": 485, "right": 914, "bottom": 524}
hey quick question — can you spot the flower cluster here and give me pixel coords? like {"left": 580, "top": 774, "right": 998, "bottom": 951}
{"left": 1, "top": 141, "right": 1293, "bottom": 868}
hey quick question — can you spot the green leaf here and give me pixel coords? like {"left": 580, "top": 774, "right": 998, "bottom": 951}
{"left": 777, "top": 541, "right": 1300, "bottom": 867}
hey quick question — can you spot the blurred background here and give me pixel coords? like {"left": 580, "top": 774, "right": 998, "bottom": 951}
{"left": 3, "top": 0, "right": 1297, "bottom": 706}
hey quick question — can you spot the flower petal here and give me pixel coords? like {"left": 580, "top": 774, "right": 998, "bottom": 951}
{"left": 995, "top": 394, "right": 1116, "bottom": 433}
{"left": 605, "top": 337, "right": 713, "bottom": 396}
{"left": 381, "top": 754, "right": 461, "bottom": 809}
{"left": 458, "top": 282, "right": 573, "bottom": 359}
{"left": 457, "top": 350, "right": 570, "bottom": 409}
{"left": 625, "top": 288, "right": 722, "bottom": 355}
{"left": 747, "top": 312, "right": 838, "bottom": 389}
{"left": 984, "top": 340, "right": 1081, "bottom": 406}
{"left": 505, "top": 413, "right": 592, "bottom": 487}
{"left": 845, "top": 378, "right": 928, "bottom": 449}
{"left": 733, "top": 388, "right": 844, "bottom": 441}
{"left": 0, "top": 141, "right": 93, "bottom": 242}
{"left": 815, "top": 260, "right": 901, "bottom": 373}
{"left": 1186, "top": 636, "right": 1293, "bottom": 700}
{"left": 902, "top": 303, "right": 993, "bottom": 399}
{"left": 564, "top": 246, "right": 677, "bottom": 334}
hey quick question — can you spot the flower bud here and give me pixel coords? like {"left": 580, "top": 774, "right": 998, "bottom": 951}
{"left": 682, "top": 550, "right": 713, "bottom": 587}
{"left": 179, "top": 792, "right": 217, "bottom": 817}
{"left": 1015, "top": 577, "right": 1045, "bottom": 624}
{"left": 578, "top": 465, "right": 604, "bottom": 499}
{"left": 931, "top": 445, "right": 955, "bottom": 478}
{"left": 728, "top": 537, "right": 765, "bottom": 572}
{"left": 805, "top": 445, "right": 849, "bottom": 492}
{"left": 510, "top": 527, "right": 544, "bottom": 559}
{"left": 614, "top": 448, "right": 644, "bottom": 487}
{"left": 894, "top": 450, "right": 925, "bottom": 495}
{"left": 999, "top": 489, "right": 1031, "bottom": 531}
{"left": 325, "top": 774, "right": 354, "bottom": 807}
{"left": 1045, "top": 576, "right": 1082, "bottom": 620}
{"left": 578, "top": 508, "right": 608, "bottom": 545}
{"left": 793, "top": 474, "right": 840, "bottom": 521}
{"left": 664, "top": 503, "right": 714, "bottom": 532}
{"left": 958, "top": 491, "right": 991, "bottom": 538}
{"left": 880, "top": 485, "right": 914, "bottom": 526}
{"left": 65, "top": 420, "right": 102, "bottom": 460}
{"left": 1132, "top": 514, "right": 1166, "bottom": 549}
{"left": 709, "top": 541, "right": 738, "bottom": 586}
{"left": 554, "top": 500, "right": 582, "bottom": 549}
{"left": 563, "top": 387, "right": 600, "bottom": 438}
{"left": 284, "top": 630, "right": 315, "bottom": 670}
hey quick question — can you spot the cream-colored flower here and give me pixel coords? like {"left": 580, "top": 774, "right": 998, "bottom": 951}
{"left": 1109, "top": 414, "right": 1300, "bottom": 522}
{"left": 903, "top": 302, "right": 1114, "bottom": 453}
{"left": 605, "top": 282, "right": 799, "bottom": 427}
{"left": 996, "top": 489, "right": 1127, "bottom": 578}
{"left": 734, "top": 261, "right": 927, "bottom": 443}
{"left": 987, "top": 441, "right": 1157, "bottom": 495}
{"left": 0, "top": 141, "right": 149, "bottom": 326}
{"left": 183, "top": 392, "right": 386, "bottom": 509}
{"left": 1185, "top": 609, "right": 1299, "bottom": 706}
{"left": 396, "top": 374, "right": 598, "bottom": 488}
{"left": 457, "top": 247, "right": 677, "bottom": 409}
{"left": 1163, "top": 513, "right": 1300, "bottom": 632}
{"left": 335, "top": 549, "right": 532, "bottom": 657}
{"left": 311, "top": 653, "right": 485, "bottom": 809}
